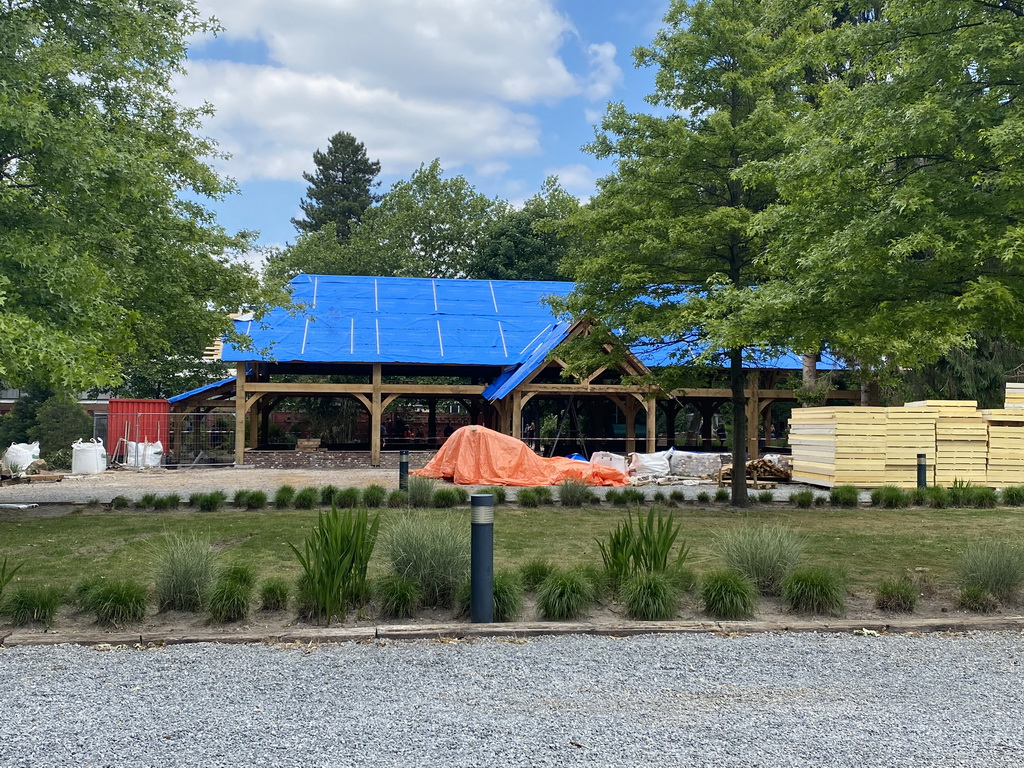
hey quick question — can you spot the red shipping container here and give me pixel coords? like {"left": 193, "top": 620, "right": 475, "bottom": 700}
{"left": 107, "top": 399, "right": 170, "bottom": 459}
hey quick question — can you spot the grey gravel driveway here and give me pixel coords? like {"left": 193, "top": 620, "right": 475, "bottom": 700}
{"left": 2, "top": 632, "right": 1022, "bottom": 767}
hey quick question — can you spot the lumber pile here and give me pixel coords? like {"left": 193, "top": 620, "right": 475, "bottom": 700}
{"left": 983, "top": 409, "right": 1024, "bottom": 485}
{"left": 789, "top": 407, "right": 887, "bottom": 488}
{"left": 884, "top": 407, "right": 936, "bottom": 487}
{"left": 906, "top": 401, "right": 987, "bottom": 486}
{"left": 718, "top": 457, "right": 792, "bottom": 486}
{"left": 1005, "top": 383, "right": 1024, "bottom": 409}
{"left": 294, "top": 438, "right": 322, "bottom": 453}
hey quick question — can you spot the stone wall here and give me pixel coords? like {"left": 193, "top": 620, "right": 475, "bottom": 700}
{"left": 242, "top": 450, "right": 436, "bottom": 470}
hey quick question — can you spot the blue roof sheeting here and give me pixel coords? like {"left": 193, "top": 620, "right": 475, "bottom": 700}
{"left": 482, "top": 321, "right": 575, "bottom": 400}
{"left": 167, "top": 376, "right": 236, "bottom": 404}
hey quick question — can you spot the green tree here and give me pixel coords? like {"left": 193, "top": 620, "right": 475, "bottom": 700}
{"left": 292, "top": 131, "right": 381, "bottom": 241}
{"left": 467, "top": 178, "right": 580, "bottom": 282}
{"left": 28, "top": 395, "right": 92, "bottom": 453}
{"left": 0, "top": 387, "right": 51, "bottom": 447}
{"left": 0, "top": 0, "right": 273, "bottom": 392}
{"left": 264, "top": 223, "right": 350, "bottom": 282}
{"left": 558, "top": 0, "right": 797, "bottom": 506}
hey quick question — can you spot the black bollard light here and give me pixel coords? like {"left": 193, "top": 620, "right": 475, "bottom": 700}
{"left": 399, "top": 449, "right": 409, "bottom": 491}
{"left": 917, "top": 453, "right": 928, "bottom": 489}
{"left": 470, "top": 493, "right": 494, "bottom": 623}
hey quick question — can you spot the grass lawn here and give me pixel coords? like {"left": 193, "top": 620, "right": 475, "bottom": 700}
{"left": 2, "top": 503, "right": 1021, "bottom": 593}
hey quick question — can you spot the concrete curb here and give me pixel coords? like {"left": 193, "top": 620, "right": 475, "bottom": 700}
{"left": 3, "top": 615, "right": 1023, "bottom": 648}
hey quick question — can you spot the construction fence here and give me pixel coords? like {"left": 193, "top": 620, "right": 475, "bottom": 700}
{"left": 93, "top": 411, "right": 235, "bottom": 468}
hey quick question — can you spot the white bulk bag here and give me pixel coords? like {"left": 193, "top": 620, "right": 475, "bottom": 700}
{"left": 3, "top": 442, "right": 40, "bottom": 473}
{"left": 71, "top": 438, "right": 107, "bottom": 474}
{"left": 124, "top": 440, "right": 163, "bottom": 468}
{"left": 590, "top": 451, "right": 628, "bottom": 475}
{"left": 628, "top": 447, "right": 675, "bottom": 477}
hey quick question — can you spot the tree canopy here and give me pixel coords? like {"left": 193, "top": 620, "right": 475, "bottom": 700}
{"left": 292, "top": 131, "right": 381, "bottom": 241}
{"left": 0, "top": 0, "right": 273, "bottom": 393}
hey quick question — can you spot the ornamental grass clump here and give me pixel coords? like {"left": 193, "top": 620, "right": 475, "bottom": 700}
{"left": 153, "top": 533, "right": 216, "bottom": 612}
{"left": 695, "top": 491, "right": 711, "bottom": 504}
{"left": 714, "top": 525, "right": 804, "bottom": 596}
{"left": 516, "top": 487, "right": 541, "bottom": 508}
{"left": 791, "top": 490, "right": 814, "bottom": 509}
{"left": 274, "top": 485, "right": 296, "bottom": 509}
{"left": 829, "top": 485, "right": 859, "bottom": 507}
{"left": 604, "top": 488, "right": 627, "bottom": 506}
{"left": 519, "top": 558, "right": 554, "bottom": 591}
{"left": 375, "top": 573, "right": 422, "bottom": 619}
{"left": 208, "top": 564, "right": 257, "bottom": 623}
{"left": 244, "top": 490, "right": 268, "bottom": 510}
{"left": 478, "top": 487, "right": 507, "bottom": 505}
{"left": 537, "top": 569, "right": 593, "bottom": 621}
{"left": 320, "top": 485, "right": 340, "bottom": 506}
{"left": 622, "top": 571, "right": 680, "bottom": 621}
{"left": 714, "top": 488, "right": 730, "bottom": 503}
{"left": 870, "top": 485, "right": 909, "bottom": 509}
{"left": 111, "top": 495, "right": 132, "bottom": 509}
{"left": 0, "top": 556, "right": 24, "bottom": 605}
{"left": 407, "top": 476, "right": 436, "bottom": 509}
{"left": 136, "top": 493, "right": 158, "bottom": 509}
{"left": 1001, "top": 485, "right": 1024, "bottom": 507}
{"left": 362, "top": 485, "right": 387, "bottom": 508}
{"left": 386, "top": 489, "right": 409, "bottom": 508}
{"left": 233, "top": 489, "right": 251, "bottom": 507}
{"left": 292, "top": 507, "right": 380, "bottom": 624}
{"left": 781, "top": 567, "right": 846, "bottom": 616}
{"left": 924, "top": 485, "right": 950, "bottom": 508}
{"left": 558, "top": 478, "right": 597, "bottom": 506}
{"left": 958, "top": 585, "right": 998, "bottom": 613}
{"left": 956, "top": 541, "right": 1024, "bottom": 603}
{"left": 152, "top": 493, "right": 180, "bottom": 510}
{"left": 333, "top": 487, "right": 362, "bottom": 509}
{"left": 293, "top": 487, "right": 320, "bottom": 510}
{"left": 85, "top": 580, "right": 149, "bottom": 625}
{"left": 967, "top": 486, "right": 999, "bottom": 509}
{"left": 259, "top": 577, "right": 290, "bottom": 612}
{"left": 757, "top": 490, "right": 774, "bottom": 504}
{"left": 383, "top": 514, "right": 468, "bottom": 609}
{"left": 454, "top": 570, "right": 525, "bottom": 622}
{"left": 431, "top": 488, "right": 463, "bottom": 508}
{"left": 621, "top": 488, "right": 646, "bottom": 506}
{"left": 700, "top": 570, "right": 757, "bottom": 620}
{"left": 874, "top": 575, "right": 918, "bottom": 613}
{"left": 197, "top": 491, "right": 227, "bottom": 512}
{"left": 597, "top": 507, "right": 690, "bottom": 593}
{"left": 4, "top": 584, "right": 63, "bottom": 627}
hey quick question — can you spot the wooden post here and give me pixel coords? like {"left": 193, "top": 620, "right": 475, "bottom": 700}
{"left": 746, "top": 375, "right": 760, "bottom": 460}
{"left": 248, "top": 394, "right": 260, "bottom": 448}
{"left": 624, "top": 397, "right": 638, "bottom": 454}
{"left": 234, "top": 363, "right": 247, "bottom": 466}
{"left": 645, "top": 397, "right": 657, "bottom": 454}
{"left": 370, "top": 363, "right": 382, "bottom": 466}
{"left": 511, "top": 391, "right": 523, "bottom": 439}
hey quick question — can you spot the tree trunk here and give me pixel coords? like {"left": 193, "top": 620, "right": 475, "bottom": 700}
{"left": 729, "top": 347, "right": 749, "bottom": 507}
{"left": 802, "top": 352, "right": 818, "bottom": 406}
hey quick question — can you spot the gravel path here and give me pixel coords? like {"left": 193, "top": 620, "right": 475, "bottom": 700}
{"left": 2, "top": 632, "right": 1022, "bottom": 767}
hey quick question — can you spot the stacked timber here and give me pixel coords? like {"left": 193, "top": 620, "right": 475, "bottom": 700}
{"left": 884, "top": 407, "right": 936, "bottom": 487}
{"left": 789, "top": 407, "right": 887, "bottom": 488}
{"left": 1005, "top": 383, "right": 1024, "bottom": 409}
{"left": 906, "top": 401, "right": 987, "bottom": 486}
{"left": 983, "top": 409, "right": 1024, "bottom": 485}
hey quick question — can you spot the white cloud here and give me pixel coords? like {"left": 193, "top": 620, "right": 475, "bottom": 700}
{"left": 584, "top": 43, "right": 623, "bottom": 101}
{"left": 544, "top": 163, "right": 599, "bottom": 199}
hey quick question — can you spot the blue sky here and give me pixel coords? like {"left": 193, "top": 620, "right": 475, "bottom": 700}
{"left": 178, "top": 0, "right": 672, "bottom": 259}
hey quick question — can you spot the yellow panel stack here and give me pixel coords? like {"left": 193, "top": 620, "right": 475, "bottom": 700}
{"left": 1005, "top": 383, "right": 1024, "bottom": 409}
{"left": 884, "top": 407, "right": 936, "bottom": 488}
{"left": 906, "top": 401, "right": 987, "bottom": 485}
{"left": 789, "top": 407, "right": 887, "bottom": 488}
{"left": 983, "top": 409, "right": 1024, "bottom": 485}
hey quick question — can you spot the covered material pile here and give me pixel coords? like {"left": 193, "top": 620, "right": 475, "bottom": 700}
{"left": 413, "top": 425, "right": 628, "bottom": 487}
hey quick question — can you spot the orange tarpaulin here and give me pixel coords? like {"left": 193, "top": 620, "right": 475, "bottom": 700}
{"left": 412, "top": 425, "right": 629, "bottom": 487}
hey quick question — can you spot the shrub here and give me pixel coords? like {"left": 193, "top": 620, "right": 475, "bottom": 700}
{"left": 0, "top": 555, "right": 24, "bottom": 605}
{"left": 874, "top": 575, "right": 918, "bottom": 613}
{"left": 829, "top": 485, "right": 860, "bottom": 507}
{"left": 757, "top": 490, "right": 774, "bottom": 504}
{"left": 967, "top": 486, "right": 999, "bottom": 509}
{"left": 814, "top": 494, "right": 827, "bottom": 506}
{"left": 362, "top": 485, "right": 387, "bottom": 508}
{"left": 320, "top": 485, "right": 340, "bottom": 506}
{"left": 537, "top": 569, "right": 593, "bottom": 620}
{"left": 72, "top": 576, "right": 103, "bottom": 608}
{"left": 259, "top": 577, "right": 290, "bottom": 612}
{"left": 781, "top": 567, "right": 846, "bottom": 616}
{"left": 111, "top": 495, "right": 132, "bottom": 509}
{"left": 517, "top": 487, "right": 541, "bottom": 508}
{"left": 407, "top": 476, "right": 437, "bottom": 509}
{"left": 375, "top": 573, "right": 422, "bottom": 619}
{"left": 558, "top": 478, "right": 598, "bottom": 506}
{"left": 957, "top": 541, "right": 1024, "bottom": 602}
{"left": 791, "top": 490, "right": 814, "bottom": 509}
{"left": 197, "top": 491, "right": 227, "bottom": 512}
{"left": 3, "top": 584, "right": 63, "bottom": 627}
{"left": 870, "top": 485, "right": 908, "bottom": 509}
{"left": 948, "top": 479, "right": 980, "bottom": 508}
{"left": 431, "top": 488, "right": 463, "bottom": 508}
{"left": 669, "top": 490, "right": 686, "bottom": 504}
{"left": 153, "top": 533, "right": 216, "bottom": 612}
{"left": 700, "top": 570, "right": 757, "bottom": 620}
{"left": 605, "top": 488, "right": 627, "bottom": 506}
{"left": 621, "top": 488, "right": 646, "bottom": 506}
{"left": 333, "top": 487, "right": 362, "bottom": 509}
{"left": 924, "top": 485, "right": 950, "bottom": 508}
{"left": 958, "top": 585, "right": 998, "bottom": 613}
{"left": 387, "top": 489, "right": 409, "bottom": 508}
{"left": 652, "top": 490, "right": 667, "bottom": 505}
{"left": 233, "top": 489, "right": 251, "bottom": 507}
{"left": 714, "top": 525, "right": 804, "bottom": 596}
{"left": 532, "top": 486, "right": 554, "bottom": 505}
{"left": 477, "top": 487, "right": 507, "bottom": 505}
{"left": 86, "top": 580, "right": 149, "bottom": 625}
{"left": 714, "top": 488, "right": 730, "bottom": 503}
{"left": 383, "top": 515, "right": 469, "bottom": 608}
{"left": 622, "top": 571, "right": 680, "bottom": 621}
{"left": 1001, "top": 485, "right": 1024, "bottom": 507}
{"left": 292, "top": 507, "right": 380, "bottom": 623}
{"left": 244, "top": 490, "right": 268, "bottom": 510}
{"left": 695, "top": 491, "right": 711, "bottom": 504}
{"left": 151, "top": 493, "right": 180, "bottom": 511}
{"left": 274, "top": 485, "right": 296, "bottom": 509}
{"left": 293, "top": 487, "right": 320, "bottom": 510}
{"left": 520, "top": 558, "right": 554, "bottom": 592}
{"left": 188, "top": 492, "right": 204, "bottom": 507}
{"left": 908, "top": 487, "right": 927, "bottom": 506}
{"left": 208, "top": 565, "right": 257, "bottom": 623}
{"left": 136, "top": 493, "right": 158, "bottom": 509}
{"left": 453, "top": 487, "right": 470, "bottom": 505}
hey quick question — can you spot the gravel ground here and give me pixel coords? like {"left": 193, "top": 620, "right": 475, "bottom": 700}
{"left": 2, "top": 632, "right": 1022, "bottom": 767}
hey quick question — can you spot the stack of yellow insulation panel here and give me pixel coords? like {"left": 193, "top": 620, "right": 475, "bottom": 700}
{"left": 884, "top": 407, "right": 936, "bottom": 487}
{"left": 789, "top": 407, "right": 887, "bottom": 487}
{"left": 1005, "top": 383, "right": 1024, "bottom": 409}
{"left": 906, "top": 401, "right": 987, "bottom": 486}
{"left": 984, "top": 409, "right": 1024, "bottom": 485}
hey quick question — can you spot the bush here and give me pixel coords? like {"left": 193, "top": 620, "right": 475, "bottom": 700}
{"left": 958, "top": 585, "right": 998, "bottom": 613}
{"left": 829, "top": 485, "right": 859, "bottom": 507}
{"left": 714, "top": 488, "right": 730, "bottom": 503}
{"left": 517, "top": 487, "right": 541, "bottom": 507}
{"left": 520, "top": 558, "right": 554, "bottom": 592}
{"left": 700, "top": 570, "right": 757, "bottom": 620}
{"left": 452, "top": 487, "right": 470, "bottom": 505}
{"left": 814, "top": 494, "right": 827, "bottom": 506}
{"left": 621, "top": 488, "right": 646, "bottom": 506}
{"left": 669, "top": 490, "right": 686, "bottom": 504}
{"left": 111, "top": 495, "right": 132, "bottom": 509}
{"left": 431, "top": 488, "right": 463, "bottom": 508}
{"left": 604, "top": 488, "right": 627, "bottom": 506}
{"left": 791, "top": 490, "right": 814, "bottom": 509}
{"left": 455, "top": 570, "right": 525, "bottom": 622}
{"left": 537, "top": 569, "right": 593, "bottom": 620}
{"left": 151, "top": 493, "right": 181, "bottom": 511}
{"left": 622, "top": 571, "right": 680, "bottom": 621}
{"left": 320, "top": 485, "right": 340, "bottom": 506}
{"left": 407, "top": 476, "right": 436, "bottom": 509}
{"left": 558, "top": 478, "right": 598, "bottom": 506}
{"left": 136, "top": 493, "right": 158, "bottom": 509}
{"left": 197, "top": 491, "right": 227, "bottom": 512}
{"left": 714, "top": 525, "right": 804, "bottom": 596}
{"left": 387, "top": 489, "right": 409, "bottom": 508}
{"left": 244, "top": 490, "right": 268, "bottom": 510}
{"left": 957, "top": 541, "right": 1024, "bottom": 602}
{"left": 874, "top": 575, "right": 918, "bottom": 613}
{"left": 259, "top": 577, "right": 290, "bottom": 612}
{"left": 757, "top": 490, "right": 774, "bottom": 504}
{"left": 870, "top": 485, "right": 908, "bottom": 509}
{"left": 362, "top": 485, "right": 387, "bottom": 508}
{"left": 293, "top": 487, "right": 320, "bottom": 510}
{"left": 85, "top": 580, "right": 149, "bottom": 625}
{"left": 3, "top": 584, "right": 63, "bottom": 627}
{"left": 477, "top": 487, "right": 507, "bottom": 505}
{"left": 948, "top": 479, "right": 981, "bottom": 508}
{"left": 274, "top": 485, "right": 296, "bottom": 509}
{"left": 292, "top": 507, "right": 380, "bottom": 623}
{"left": 908, "top": 487, "right": 927, "bottom": 506}
{"left": 208, "top": 565, "right": 257, "bottom": 623}
{"left": 967, "top": 486, "right": 999, "bottom": 509}
{"left": 652, "top": 490, "right": 667, "bottom": 505}
{"left": 695, "top": 491, "right": 711, "bottom": 504}
{"left": 153, "top": 533, "right": 216, "bottom": 612}
{"left": 333, "top": 487, "right": 362, "bottom": 509}
{"left": 781, "top": 567, "right": 846, "bottom": 616}
{"left": 924, "top": 485, "right": 950, "bottom": 508}
{"left": 383, "top": 515, "right": 469, "bottom": 608}
{"left": 1001, "top": 485, "right": 1024, "bottom": 507}
{"left": 375, "top": 573, "right": 422, "bottom": 619}
{"left": 233, "top": 489, "right": 251, "bottom": 507}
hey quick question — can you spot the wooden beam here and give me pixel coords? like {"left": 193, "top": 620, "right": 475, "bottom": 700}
{"left": 746, "top": 374, "right": 760, "bottom": 460}
{"left": 645, "top": 396, "right": 656, "bottom": 453}
{"left": 234, "top": 363, "right": 247, "bottom": 466}
{"left": 511, "top": 391, "right": 523, "bottom": 439}
{"left": 370, "top": 364, "right": 382, "bottom": 466}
